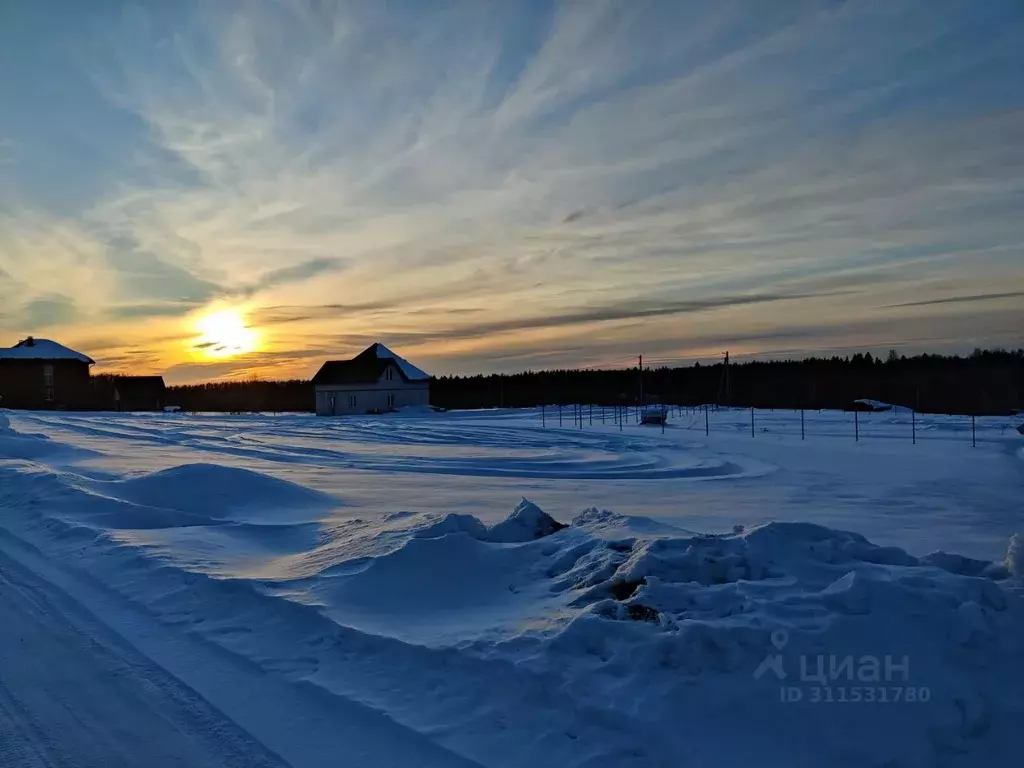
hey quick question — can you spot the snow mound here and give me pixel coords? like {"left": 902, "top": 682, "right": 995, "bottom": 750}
{"left": 312, "top": 528, "right": 552, "bottom": 644}
{"left": 572, "top": 507, "right": 695, "bottom": 537}
{"left": 920, "top": 550, "right": 1010, "bottom": 579}
{"left": 488, "top": 498, "right": 568, "bottom": 542}
{"left": 487, "top": 521, "right": 1024, "bottom": 766}
{"left": 414, "top": 498, "right": 567, "bottom": 543}
{"left": 91, "top": 464, "right": 337, "bottom": 521}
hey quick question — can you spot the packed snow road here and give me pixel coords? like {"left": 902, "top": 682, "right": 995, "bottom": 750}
{"left": 0, "top": 526, "right": 482, "bottom": 768}
{"left": 1, "top": 407, "right": 1022, "bottom": 767}
{"left": 0, "top": 543, "right": 286, "bottom": 768}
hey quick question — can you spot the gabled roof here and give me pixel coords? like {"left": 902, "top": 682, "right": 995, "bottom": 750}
{"left": 312, "top": 343, "right": 430, "bottom": 386}
{"left": 361, "top": 343, "right": 430, "bottom": 381}
{"left": 0, "top": 337, "right": 94, "bottom": 364}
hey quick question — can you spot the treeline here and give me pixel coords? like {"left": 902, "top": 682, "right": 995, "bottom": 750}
{"left": 168, "top": 379, "right": 312, "bottom": 412}
{"left": 166, "top": 349, "right": 1024, "bottom": 416}
{"left": 430, "top": 349, "right": 1024, "bottom": 415}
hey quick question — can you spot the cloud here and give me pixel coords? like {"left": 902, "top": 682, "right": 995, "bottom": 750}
{"left": 106, "top": 301, "right": 205, "bottom": 320}
{"left": 102, "top": 234, "right": 223, "bottom": 305}
{"left": 241, "top": 256, "right": 347, "bottom": 295}
{"left": 22, "top": 294, "right": 79, "bottom": 328}
{"left": 887, "top": 291, "right": 1024, "bottom": 309}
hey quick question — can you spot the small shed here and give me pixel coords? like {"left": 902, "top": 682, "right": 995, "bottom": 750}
{"left": 92, "top": 375, "right": 167, "bottom": 411}
{"left": 312, "top": 343, "right": 430, "bottom": 416}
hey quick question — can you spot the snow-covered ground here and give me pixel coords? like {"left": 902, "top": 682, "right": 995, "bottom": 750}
{"left": 1, "top": 406, "right": 1022, "bottom": 767}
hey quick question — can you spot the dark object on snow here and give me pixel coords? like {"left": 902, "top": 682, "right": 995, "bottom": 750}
{"left": 640, "top": 405, "right": 669, "bottom": 425}
{"left": 609, "top": 578, "right": 645, "bottom": 600}
{"left": 1016, "top": 423, "right": 1024, "bottom": 436}
{"left": 845, "top": 399, "right": 892, "bottom": 412}
{"left": 626, "top": 604, "right": 660, "bottom": 622}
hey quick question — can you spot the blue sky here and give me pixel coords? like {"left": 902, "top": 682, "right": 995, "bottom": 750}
{"left": 1, "top": 0, "right": 1022, "bottom": 382}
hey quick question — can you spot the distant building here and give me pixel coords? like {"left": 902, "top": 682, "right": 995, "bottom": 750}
{"left": 0, "top": 337, "right": 94, "bottom": 410}
{"left": 312, "top": 343, "right": 430, "bottom": 416}
{"left": 92, "top": 375, "right": 167, "bottom": 411}
{"left": 846, "top": 398, "right": 893, "bottom": 413}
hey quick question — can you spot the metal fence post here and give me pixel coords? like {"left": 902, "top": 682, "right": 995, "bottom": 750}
{"left": 800, "top": 409, "right": 805, "bottom": 440}
{"left": 972, "top": 414, "right": 976, "bottom": 448}
{"left": 750, "top": 407, "right": 755, "bottom": 438}
{"left": 854, "top": 410, "right": 859, "bottom": 442}
{"left": 542, "top": 404, "right": 546, "bottom": 427}
{"left": 704, "top": 404, "right": 709, "bottom": 436}
{"left": 912, "top": 408, "right": 915, "bottom": 445}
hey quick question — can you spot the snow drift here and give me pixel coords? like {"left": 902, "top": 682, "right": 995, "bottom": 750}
{"left": 3, "top": 411, "right": 1023, "bottom": 768}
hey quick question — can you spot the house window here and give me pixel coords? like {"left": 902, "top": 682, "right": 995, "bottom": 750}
{"left": 387, "top": 393, "right": 395, "bottom": 408}
{"left": 348, "top": 395, "right": 357, "bottom": 408}
{"left": 43, "top": 364, "right": 54, "bottom": 387}
{"left": 385, "top": 367, "right": 393, "bottom": 381}
{"left": 45, "top": 387, "right": 55, "bottom": 402}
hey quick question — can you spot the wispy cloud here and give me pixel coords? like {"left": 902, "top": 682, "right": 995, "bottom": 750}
{"left": 887, "top": 291, "right": 1024, "bottom": 309}
{"left": 1, "top": 0, "right": 1022, "bottom": 379}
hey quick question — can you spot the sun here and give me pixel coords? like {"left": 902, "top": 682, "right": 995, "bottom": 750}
{"left": 194, "top": 308, "right": 260, "bottom": 358}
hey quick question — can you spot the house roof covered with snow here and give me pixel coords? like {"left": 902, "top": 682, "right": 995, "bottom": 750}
{"left": 0, "top": 337, "right": 94, "bottom": 364}
{"left": 312, "top": 343, "right": 430, "bottom": 386}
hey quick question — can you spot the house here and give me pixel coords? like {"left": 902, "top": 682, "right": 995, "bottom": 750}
{"left": 92, "top": 374, "right": 167, "bottom": 411}
{"left": 0, "top": 337, "right": 94, "bottom": 410}
{"left": 312, "top": 343, "right": 430, "bottom": 416}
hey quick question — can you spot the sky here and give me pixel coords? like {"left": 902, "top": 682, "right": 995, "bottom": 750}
{"left": 1, "top": 0, "right": 1022, "bottom": 384}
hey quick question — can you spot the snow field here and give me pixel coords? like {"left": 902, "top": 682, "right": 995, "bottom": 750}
{"left": 1, "top": 407, "right": 1022, "bottom": 767}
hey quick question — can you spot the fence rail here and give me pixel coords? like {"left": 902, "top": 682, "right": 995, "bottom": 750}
{"left": 536, "top": 404, "right": 1020, "bottom": 447}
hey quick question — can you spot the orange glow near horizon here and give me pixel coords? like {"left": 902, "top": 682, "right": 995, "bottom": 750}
{"left": 193, "top": 308, "right": 261, "bottom": 359}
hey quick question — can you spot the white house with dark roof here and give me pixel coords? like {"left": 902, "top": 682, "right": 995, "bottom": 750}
{"left": 312, "top": 343, "right": 430, "bottom": 416}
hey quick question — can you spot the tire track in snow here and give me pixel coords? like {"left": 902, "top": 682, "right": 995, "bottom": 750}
{"left": 0, "top": 546, "right": 288, "bottom": 768}
{"left": 0, "top": 522, "right": 485, "bottom": 768}
{"left": 14, "top": 412, "right": 770, "bottom": 481}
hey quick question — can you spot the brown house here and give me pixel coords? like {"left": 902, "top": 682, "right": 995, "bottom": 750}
{"left": 0, "top": 337, "right": 94, "bottom": 410}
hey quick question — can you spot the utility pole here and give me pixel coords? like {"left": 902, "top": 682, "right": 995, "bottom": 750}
{"left": 639, "top": 355, "right": 644, "bottom": 406}
{"left": 716, "top": 351, "right": 730, "bottom": 408}
{"left": 724, "top": 351, "right": 730, "bottom": 407}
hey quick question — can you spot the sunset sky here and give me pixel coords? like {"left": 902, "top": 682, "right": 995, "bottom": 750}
{"left": 1, "top": 0, "right": 1022, "bottom": 383}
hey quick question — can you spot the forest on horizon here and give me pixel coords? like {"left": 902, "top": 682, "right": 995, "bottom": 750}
{"left": 167, "top": 348, "right": 1024, "bottom": 416}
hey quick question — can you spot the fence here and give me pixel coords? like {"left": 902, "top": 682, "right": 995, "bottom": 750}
{"left": 538, "top": 404, "right": 1018, "bottom": 448}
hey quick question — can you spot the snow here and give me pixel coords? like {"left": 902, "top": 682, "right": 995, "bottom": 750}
{"left": 0, "top": 338, "right": 94, "bottom": 363}
{"left": 1, "top": 405, "right": 1022, "bottom": 767}
{"left": 1006, "top": 533, "right": 1024, "bottom": 578}
{"left": 375, "top": 342, "right": 430, "bottom": 380}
